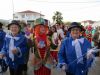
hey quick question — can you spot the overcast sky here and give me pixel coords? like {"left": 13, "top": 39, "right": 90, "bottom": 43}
{"left": 0, "top": 0, "right": 100, "bottom": 22}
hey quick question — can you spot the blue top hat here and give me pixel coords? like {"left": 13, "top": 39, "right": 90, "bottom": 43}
{"left": 68, "top": 22, "right": 84, "bottom": 31}
{"left": 8, "top": 20, "right": 21, "bottom": 30}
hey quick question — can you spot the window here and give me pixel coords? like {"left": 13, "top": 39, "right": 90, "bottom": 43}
{"left": 22, "top": 15, "right": 25, "bottom": 18}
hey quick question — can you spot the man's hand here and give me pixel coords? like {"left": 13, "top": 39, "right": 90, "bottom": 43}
{"left": 0, "top": 54, "right": 4, "bottom": 59}
{"left": 12, "top": 48, "right": 18, "bottom": 54}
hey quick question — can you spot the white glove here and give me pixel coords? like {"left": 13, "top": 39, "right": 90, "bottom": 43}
{"left": 61, "top": 64, "right": 67, "bottom": 71}
{"left": 87, "top": 49, "right": 94, "bottom": 59}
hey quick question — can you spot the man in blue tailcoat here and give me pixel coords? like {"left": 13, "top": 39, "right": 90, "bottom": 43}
{"left": 58, "top": 22, "right": 93, "bottom": 75}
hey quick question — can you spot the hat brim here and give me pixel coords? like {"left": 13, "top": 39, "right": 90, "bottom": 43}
{"left": 8, "top": 23, "right": 21, "bottom": 30}
{"left": 34, "top": 24, "right": 48, "bottom": 29}
{"left": 68, "top": 25, "right": 83, "bottom": 31}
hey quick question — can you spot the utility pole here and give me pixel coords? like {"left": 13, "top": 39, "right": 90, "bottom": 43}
{"left": 12, "top": 0, "right": 14, "bottom": 20}
{"left": 40, "top": 11, "right": 42, "bottom": 18}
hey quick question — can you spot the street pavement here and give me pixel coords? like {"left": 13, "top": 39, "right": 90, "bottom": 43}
{"left": 28, "top": 57, "right": 100, "bottom": 75}
{"left": 0, "top": 57, "right": 100, "bottom": 75}
{"left": 88, "top": 57, "right": 100, "bottom": 75}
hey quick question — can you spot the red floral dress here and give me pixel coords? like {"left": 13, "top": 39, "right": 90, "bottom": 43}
{"left": 33, "top": 34, "right": 52, "bottom": 75}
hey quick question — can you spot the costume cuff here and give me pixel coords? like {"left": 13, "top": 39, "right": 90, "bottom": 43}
{"left": 57, "top": 63, "right": 66, "bottom": 68}
{"left": 17, "top": 47, "right": 22, "bottom": 57}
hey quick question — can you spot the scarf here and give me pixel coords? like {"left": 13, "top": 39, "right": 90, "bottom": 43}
{"left": 6, "top": 34, "right": 20, "bottom": 61}
{"left": 72, "top": 38, "right": 84, "bottom": 63}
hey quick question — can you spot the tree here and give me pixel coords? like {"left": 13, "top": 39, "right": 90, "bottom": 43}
{"left": 0, "top": 19, "right": 9, "bottom": 26}
{"left": 52, "top": 11, "right": 63, "bottom": 24}
{"left": 64, "top": 22, "right": 71, "bottom": 26}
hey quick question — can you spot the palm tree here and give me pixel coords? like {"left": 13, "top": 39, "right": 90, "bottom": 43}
{"left": 52, "top": 11, "right": 63, "bottom": 24}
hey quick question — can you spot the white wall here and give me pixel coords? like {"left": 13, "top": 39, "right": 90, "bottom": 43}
{"left": 92, "top": 21, "right": 100, "bottom": 27}
{"left": 14, "top": 12, "right": 44, "bottom": 21}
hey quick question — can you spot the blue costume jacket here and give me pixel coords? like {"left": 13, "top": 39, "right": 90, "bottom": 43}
{"left": 0, "top": 30, "right": 6, "bottom": 51}
{"left": 0, "top": 33, "right": 28, "bottom": 69}
{"left": 58, "top": 37, "right": 92, "bottom": 75}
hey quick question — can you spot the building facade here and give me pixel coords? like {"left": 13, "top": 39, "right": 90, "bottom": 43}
{"left": 13, "top": 10, "right": 44, "bottom": 26}
{"left": 81, "top": 20, "right": 95, "bottom": 27}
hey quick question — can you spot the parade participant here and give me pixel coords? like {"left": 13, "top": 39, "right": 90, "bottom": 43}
{"left": 85, "top": 25, "right": 92, "bottom": 42}
{"left": 58, "top": 22, "right": 93, "bottom": 75}
{"left": 91, "top": 28, "right": 96, "bottom": 47}
{"left": 0, "top": 20, "right": 28, "bottom": 75}
{"left": 80, "top": 25, "right": 86, "bottom": 37}
{"left": 0, "top": 22, "right": 6, "bottom": 51}
{"left": 49, "top": 26, "right": 59, "bottom": 65}
{"left": 63, "top": 25, "right": 68, "bottom": 36}
{"left": 92, "top": 28, "right": 100, "bottom": 56}
{"left": 24, "top": 23, "right": 34, "bottom": 48}
{"left": 0, "top": 22, "right": 7, "bottom": 73}
{"left": 50, "top": 26, "right": 59, "bottom": 47}
{"left": 23, "top": 23, "right": 33, "bottom": 75}
{"left": 56, "top": 24, "right": 65, "bottom": 40}
{"left": 24, "top": 24, "right": 32, "bottom": 38}
{"left": 31, "top": 18, "right": 53, "bottom": 75}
